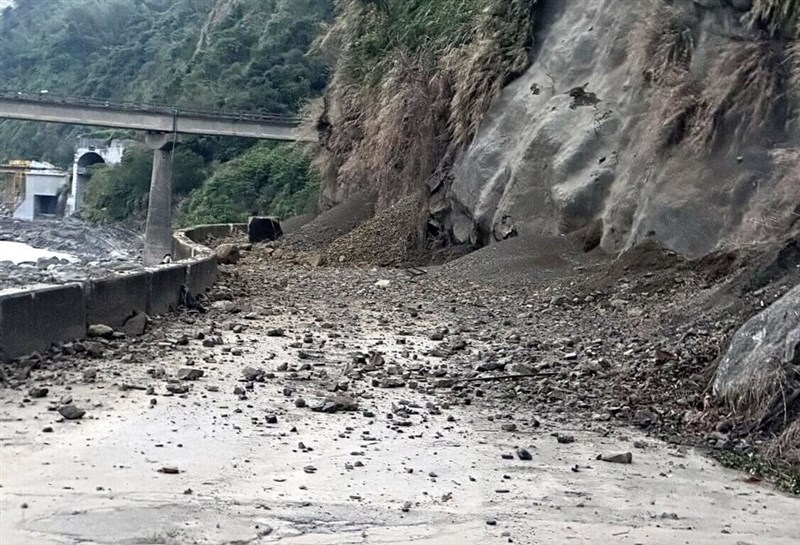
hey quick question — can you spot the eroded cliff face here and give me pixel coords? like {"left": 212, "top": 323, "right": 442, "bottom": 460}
{"left": 445, "top": 0, "right": 799, "bottom": 256}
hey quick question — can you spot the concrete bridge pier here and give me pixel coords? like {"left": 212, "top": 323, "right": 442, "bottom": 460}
{"left": 143, "top": 132, "right": 179, "bottom": 267}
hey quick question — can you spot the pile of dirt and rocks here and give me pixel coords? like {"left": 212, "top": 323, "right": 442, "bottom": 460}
{"left": 321, "top": 196, "right": 422, "bottom": 266}
{"left": 234, "top": 214, "right": 799, "bottom": 482}
{"left": 280, "top": 192, "right": 376, "bottom": 252}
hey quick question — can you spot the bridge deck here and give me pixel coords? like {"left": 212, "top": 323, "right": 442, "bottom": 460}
{"left": 0, "top": 92, "right": 315, "bottom": 142}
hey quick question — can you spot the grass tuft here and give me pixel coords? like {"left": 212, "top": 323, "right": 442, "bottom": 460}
{"left": 749, "top": 0, "right": 800, "bottom": 38}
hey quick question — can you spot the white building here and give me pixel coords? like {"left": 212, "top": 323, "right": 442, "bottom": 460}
{"left": 67, "top": 137, "right": 128, "bottom": 215}
{"left": 0, "top": 161, "right": 69, "bottom": 221}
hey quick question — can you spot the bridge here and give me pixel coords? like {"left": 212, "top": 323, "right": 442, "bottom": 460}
{"left": 0, "top": 91, "right": 316, "bottom": 266}
{"left": 0, "top": 91, "right": 311, "bottom": 141}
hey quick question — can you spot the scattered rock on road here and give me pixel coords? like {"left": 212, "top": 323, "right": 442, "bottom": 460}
{"left": 516, "top": 448, "right": 533, "bottom": 461}
{"left": 58, "top": 405, "right": 86, "bottom": 420}
{"left": 87, "top": 324, "right": 114, "bottom": 338}
{"left": 177, "top": 368, "right": 204, "bottom": 381}
{"left": 216, "top": 243, "right": 241, "bottom": 265}
{"left": 28, "top": 387, "right": 48, "bottom": 398}
{"left": 598, "top": 452, "right": 633, "bottom": 464}
{"left": 314, "top": 394, "right": 359, "bottom": 413}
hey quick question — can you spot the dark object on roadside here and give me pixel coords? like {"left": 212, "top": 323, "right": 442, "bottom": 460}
{"left": 248, "top": 217, "right": 283, "bottom": 243}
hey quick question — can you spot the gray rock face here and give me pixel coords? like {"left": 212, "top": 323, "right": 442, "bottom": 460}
{"left": 445, "top": 0, "right": 799, "bottom": 256}
{"left": 713, "top": 284, "right": 800, "bottom": 402}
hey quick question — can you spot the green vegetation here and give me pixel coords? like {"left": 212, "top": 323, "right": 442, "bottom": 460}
{"left": 716, "top": 450, "right": 800, "bottom": 495}
{"left": 0, "top": 0, "right": 332, "bottom": 223}
{"left": 180, "top": 143, "right": 318, "bottom": 226}
{"left": 346, "top": 0, "right": 488, "bottom": 81}
{"left": 83, "top": 146, "right": 207, "bottom": 223}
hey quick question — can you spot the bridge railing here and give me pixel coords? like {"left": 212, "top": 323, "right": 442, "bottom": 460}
{"left": 0, "top": 89, "right": 303, "bottom": 126}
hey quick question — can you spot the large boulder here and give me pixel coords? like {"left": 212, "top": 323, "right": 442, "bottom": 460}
{"left": 713, "top": 284, "right": 800, "bottom": 405}
{"left": 215, "top": 243, "right": 240, "bottom": 265}
{"left": 248, "top": 217, "right": 283, "bottom": 243}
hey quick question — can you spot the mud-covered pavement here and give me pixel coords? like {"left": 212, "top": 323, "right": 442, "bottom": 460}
{"left": 1, "top": 248, "right": 799, "bottom": 544}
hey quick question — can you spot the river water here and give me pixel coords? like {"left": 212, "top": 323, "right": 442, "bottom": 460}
{"left": 0, "top": 241, "right": 75, "bottom": 265}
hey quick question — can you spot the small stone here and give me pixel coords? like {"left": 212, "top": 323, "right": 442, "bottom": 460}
{"left": 265, "top": 414, "right": 278, "bottom": 424}
{"left": 486, "top": 520, "right": 497, "bottom": 526}
{"left": 215, "top": 243, "right": 240, "bottom": 265}
{"left": 598, "top": 452, "right": 633, "bottom": 464}
{"left": 242, "top": 367, "right": 266, "bottom": 382}
{"left": 267, "top": 328, "right": 285, "bottom": 337}
{"left": 177, "top": 368, "right": 204, "bottom": 381}
{"left": 433, "top": 378, "right": 455, "bottom": 389}
{"left": 476, "top": 362, "right": 506, "bottom": 372}
{"left": 87, "top": 324, "right": 114, "bottom": 338}
{"left": 557, "top": 434, "right": 575, "bottom": 444}
{"left": 295, "top": 398, "right": 307, "bottom": 408}
{"left": 257, "top": 525, "right": 275, "bottom": 537}
{"left": 501, "top": 423, "right": 517, "bottom": 432}
{"left": 303, "top": 465, "right": 317, "bottom": 474}
{"left": 516, "top": 448, "right": 533, "bottom": 461}
{"left": 42, "top": 426, "right": 54, "bottom": 433}
{"left": 121, "top": 312, "right": 148, "bottom": 337}
{"left": 166, "top": 383, "right": 189, "bottom": 394}
{"left": 314, "top": 394, "right": 359, "bottom": 413}
{"left": 28, "top": 387, "right": 48, "bottom": 398}
{"left": 380, "top": 377, "right": 405, "bottom": 388}
{"left": 158, "top": 467, "right": 180, "bottom": 474}
{"left": 58, "top": 405, "right": 85, "bottom": 420}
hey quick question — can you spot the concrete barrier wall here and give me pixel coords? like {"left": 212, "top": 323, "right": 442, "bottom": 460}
{"left": 0, "top": 222, "right": 245, "bottom": 362}
{"left": 0, "top": 285, "right": 85, "bottom": 361}
{"left": 86, "top": 273, "right": 149, "bottom": 328}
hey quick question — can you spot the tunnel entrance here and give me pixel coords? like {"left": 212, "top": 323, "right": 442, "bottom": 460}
{"left": 72, "top": 151, "right": 105, "bottom": 212}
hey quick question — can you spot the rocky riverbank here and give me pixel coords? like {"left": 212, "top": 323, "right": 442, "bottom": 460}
{"left": 0, "top": 217, "right": 142, "bottom": 290}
